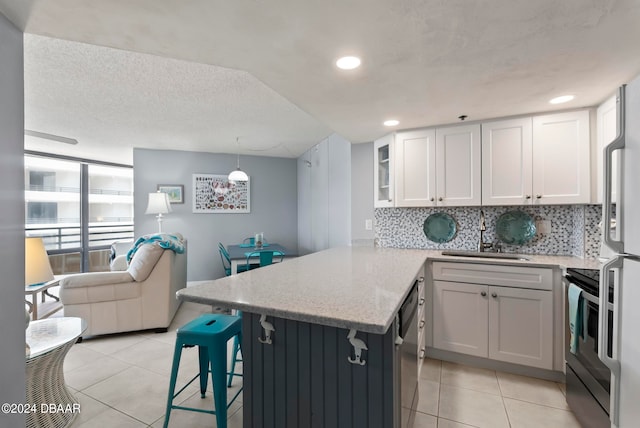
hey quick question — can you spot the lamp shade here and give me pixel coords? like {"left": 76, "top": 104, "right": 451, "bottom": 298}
{"left": 145, "top": 192, "right": 172, "bottom": 215}
{"left": 25, "top": 237, "right": 54, "bottom": 287}
{"left": 228, "top": 168, "right": 249, "bottom": 182}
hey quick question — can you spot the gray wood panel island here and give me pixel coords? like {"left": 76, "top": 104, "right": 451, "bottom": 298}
{"left": 178, "top": 246, "right": 427, "bottom": 428}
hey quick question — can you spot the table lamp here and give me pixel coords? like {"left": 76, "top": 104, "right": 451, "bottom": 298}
{"left": 145, "top": 191, "right": 172, "bottom": 233}
{"left": 25, "top": 237, "right": 54, "bottom": 355}
{"left": 25, "top": 237, "right": 54, "bottom": 288}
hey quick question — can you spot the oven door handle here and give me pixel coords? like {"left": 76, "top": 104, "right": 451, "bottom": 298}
{"left": 573, "top": 284, "right": 615, "bottom": 311}
{"left": 576, "top": 286, "right": 598, "bottom": 305}
{"left": 599, "top": 255, "right": 623, "bottom": 426}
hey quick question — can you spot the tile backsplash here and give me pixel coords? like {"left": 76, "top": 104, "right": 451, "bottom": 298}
{"left": 374, "top": 205, "right": 602, "bottom": 259}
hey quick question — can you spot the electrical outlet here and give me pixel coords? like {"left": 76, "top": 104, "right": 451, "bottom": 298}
{"left": 365, "top": 219, "right": 373, "bottom": 230}
{"left": 536, "top": 219, "right": 551, "bottom": 234}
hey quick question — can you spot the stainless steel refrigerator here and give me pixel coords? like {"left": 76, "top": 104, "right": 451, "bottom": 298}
{"left": 600, "top": 78, "right": 640, "bottom": 427}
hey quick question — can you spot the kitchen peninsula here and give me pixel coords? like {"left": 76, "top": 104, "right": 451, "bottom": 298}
{"left": 178, "top": 246, "right": 600, "bottom": 427}
{"left": 178, "top": 246, "right": 428, "bottom": 428}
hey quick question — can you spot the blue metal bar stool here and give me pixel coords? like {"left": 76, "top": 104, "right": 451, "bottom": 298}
{"left": 227, "top": 313, "right": 243, "bottom": 388}
{"left": 163, "top": 313, "right": 242, "bottom": 428}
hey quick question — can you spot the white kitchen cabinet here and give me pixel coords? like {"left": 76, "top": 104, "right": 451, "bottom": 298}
{"left": 381, "top": 109, "right": 589, "bottom": 207}
{"left": 395, "top": 124, "right": 481, "bottom": 207}
{"left": 430, "top": 262, "right": 554, "bottom": 370}
{"left": 435, "top": 124, "right": 482, "bottom": 206}
{"left": 433, "top": 280, "right": 488, "bottom": 357}
{"left": 482, "top": 110, "right": 590, "bottom": 206}
{"left": 394, "top": 129, "right": 436, "bottom": 207}
{"left": 374, "top": 133, "right": 395, "bottom": 208}
{"left": 488, "top": 285, "right": 553, "bottom": 369}
{"left": 481, "top": 117, "right": 533, "bottom": 205}
{"left": 532, "top": 110, "right": 590, "bottom": 204}
{"left": 595, "top": 94, "right": 619, "bottom": 204}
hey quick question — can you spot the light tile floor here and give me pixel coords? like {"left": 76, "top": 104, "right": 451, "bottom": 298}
{"left": 60, "top": 302, "right": 581, "bottom": 427}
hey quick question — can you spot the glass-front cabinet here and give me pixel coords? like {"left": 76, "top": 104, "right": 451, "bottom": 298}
{"left": 374, "top": 133, "right": 394, "bottom": 207}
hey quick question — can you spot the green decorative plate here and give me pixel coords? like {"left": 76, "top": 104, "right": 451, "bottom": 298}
{"left": 496, "top": 210, "right": 536, "bottom": 245}
{"left": 424, "top": 213, "right": 457, "bottom": 243}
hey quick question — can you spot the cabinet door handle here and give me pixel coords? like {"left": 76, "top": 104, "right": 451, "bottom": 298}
{"left": 419, "top": 320, "right": 425, "bottom": 329}
{"left": 536, "top": 194, "right": 542, "bottom": 199}
{"left": 525, "top": 195, "right": 531, "bottom": 199}
{"left": 419, "top": 298, "right": 425, "bottom": 306}
{"left": 480, "top": 291, "right": 487, "bottom": 297}
{"left": 430, "top": 197, "right": 435, "bottom": 202}
{"left": 418, "top": 277, "right": 425, "bottom": 283}
{"left": 438, "top": 197, "right": 443, "bottom": 201}
{"left": 491, "top": 292, "right": 498, "bottom": 298}
{"left": 419, "top": 348, "right": 426, "bottom": 359}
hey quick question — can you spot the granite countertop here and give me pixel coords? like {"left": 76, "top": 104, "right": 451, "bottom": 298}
{"left": 179, "top": 246, "right": 427, "bottom": 334}
{"left": 179, "top": 246, "right": 602, "bottom": 334}
{"left": 420, "top": 250, "right": 603, "bottom": 270}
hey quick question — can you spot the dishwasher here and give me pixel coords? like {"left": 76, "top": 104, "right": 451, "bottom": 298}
{"left": 399, "top": 279, "right": 420, "bottom": 427}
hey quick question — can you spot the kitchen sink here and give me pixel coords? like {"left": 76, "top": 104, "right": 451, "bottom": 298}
{"left": 441, "top": 250, "right": 531, "bottom": 261}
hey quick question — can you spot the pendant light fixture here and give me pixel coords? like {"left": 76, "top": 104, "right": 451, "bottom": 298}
{"left": 228, "top": 137, "right": 249, "bottom": 182}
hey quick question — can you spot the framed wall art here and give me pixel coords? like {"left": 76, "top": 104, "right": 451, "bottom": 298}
{"left": 157, "top": 184, "right": 184, "bottom": 204}
{"left": 192, "top": 174, "right": 250, "bottom": 213}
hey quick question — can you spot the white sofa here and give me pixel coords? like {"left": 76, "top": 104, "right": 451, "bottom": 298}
{"left": 60, "top": 237, "right": 187, "bottom": 337}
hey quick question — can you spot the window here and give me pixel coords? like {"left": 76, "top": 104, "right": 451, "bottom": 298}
{"left": 27, "top": 202, "right": 58, "bottom": 223}
{"left": 25, "top": 153, "right": 134, "bottom": 273}
{"left": 29, "top": 170, "right": 56, "bottom": 190}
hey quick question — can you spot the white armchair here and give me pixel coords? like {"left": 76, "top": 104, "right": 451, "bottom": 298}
{"left": 59, "top": 235, "right": 187, "bottom": 337}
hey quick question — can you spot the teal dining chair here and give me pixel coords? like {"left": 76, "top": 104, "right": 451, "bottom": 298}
{"left": 218, "top": 243, "right": 255, "bottom": 276}
{"left": 243, "top": 249, "right": 284, "bottom": 271}
{"left": 241, "top": 236, "right": 268, "bottom": 247}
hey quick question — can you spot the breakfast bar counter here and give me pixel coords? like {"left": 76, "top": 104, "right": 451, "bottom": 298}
{"left": 179, "top": 246, "right": 428, "bottom": 334}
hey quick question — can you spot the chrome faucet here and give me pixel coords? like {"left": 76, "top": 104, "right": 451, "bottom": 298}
{"left": 478, "top": 210, "right": 492, "bottom": 252}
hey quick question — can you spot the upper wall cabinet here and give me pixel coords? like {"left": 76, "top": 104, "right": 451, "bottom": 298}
{"left": 482, "top": 111, "right": 590, "bottom": 205}
{"left": 595, "top": 95, "right": 619, "bottom": 204}
{"left": 532, "top": 110, "right": 590, "bottom": 204}
{"left": 394, "top": 128, "right": 436, "bottom": 207}
{"left": 435, "top": 124, "right": 482, "bottom": 206}
{"left": 482, "top": 117, "right": 533, "bottom": 205}
{"left": 395, "top": 124, "right": 481, "bottom": 207}
{"left": 374, "top": 133, "right": 395, "bottom": 208}
{"left": 376, "top": 109, "right": 591, "bottom": 208}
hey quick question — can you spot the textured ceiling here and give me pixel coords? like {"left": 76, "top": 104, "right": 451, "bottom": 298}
{"left": 2, "top": 0, "right": 640, "bottom": 164}
{"left": 23, "top": 35, "right": 332, "bottom": 163}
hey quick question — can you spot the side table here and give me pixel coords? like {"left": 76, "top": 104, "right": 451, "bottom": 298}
{"left": 26, "top": 317, "right": 86, "bottom": 428}
{"left": 25, "top": 278, "right": 63, "bottom": 320}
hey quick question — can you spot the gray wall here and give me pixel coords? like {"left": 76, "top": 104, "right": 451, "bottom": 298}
{"left": 133, "top": 148, "right": 298, "bottom": 281}
{"left": 351, "top": 142, "right": 375, "bottom": 244}
{"left": 297, "top": 134, "right": 351, "bottom": 255}
{"left": 0, "top": 12, "right": 26, "bottom": 427}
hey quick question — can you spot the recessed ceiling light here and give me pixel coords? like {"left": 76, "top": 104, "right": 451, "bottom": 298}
{"left": 549, "top": 95, "right": 575, "bottom": 104}
{"left": 336, "top": 56, "right": 361, "bottom": 70}
{"left": 383, "top": 119, "right": 399, "bottom": 127}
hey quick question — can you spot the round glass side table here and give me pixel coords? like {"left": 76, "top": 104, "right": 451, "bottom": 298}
{"left": 26, "top": 317, "right": 86, "bottom": 428}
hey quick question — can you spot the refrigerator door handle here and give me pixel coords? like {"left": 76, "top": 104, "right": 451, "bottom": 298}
{"left": 602, "top": 85, "right": 626, "bottom": 254}
{"left": 599, "top": 256, "right": 622, "bottom": 369}
{"left": 599, "top": 255, "right": 623, "bottom": 426}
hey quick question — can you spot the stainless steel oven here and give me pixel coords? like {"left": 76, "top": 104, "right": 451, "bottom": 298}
{"left": 564, "top": 268, "right": 613, "bottom": 428}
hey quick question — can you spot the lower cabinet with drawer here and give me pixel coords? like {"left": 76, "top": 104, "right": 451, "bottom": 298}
{"left": 430, "top": 262, "right": 554, "bottom": 370}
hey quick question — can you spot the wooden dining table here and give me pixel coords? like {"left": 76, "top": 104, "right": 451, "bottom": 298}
{"left": 226, "top": 243, "right": 294, "bottom": 275}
